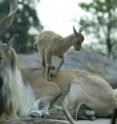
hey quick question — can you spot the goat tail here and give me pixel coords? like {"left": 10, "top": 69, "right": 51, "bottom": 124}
{"left": 54, "top": 104, "right": 76, "bottom": 124}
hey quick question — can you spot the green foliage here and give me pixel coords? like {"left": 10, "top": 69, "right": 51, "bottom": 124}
{"left": 79, "top": 0, "right": 117, "bottom": 58}
{"left": 0, "top": 0, "right": 43, "bottom": 53}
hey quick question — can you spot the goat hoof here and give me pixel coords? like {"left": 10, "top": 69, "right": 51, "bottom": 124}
{"left": 29, "top": 110, "right": 49, "bottom": 118}
{"left": 51, "top": 70, "right": 57, "bottom": 76}
{"left": 85, "top": 110, "right": 95, "bottom": 116}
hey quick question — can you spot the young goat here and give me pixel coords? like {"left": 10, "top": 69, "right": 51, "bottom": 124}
{"left": 35, "top": 26, "right": 84, "bottom": 80}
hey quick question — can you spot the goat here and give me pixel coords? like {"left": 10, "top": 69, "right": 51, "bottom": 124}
{"left": 0, "top": 40, "right": 61, "bottom": 120}
{"left": 35, "top": 26, "right": 84, "bottom": 80}
{"left": 21, "top": 67, "right": 117, "bottom": 123}
{"left": 0, "top": 0, "right": 61, "bottom": 120}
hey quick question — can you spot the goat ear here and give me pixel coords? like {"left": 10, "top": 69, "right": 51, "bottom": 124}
{"left": 78, "top": 27, "right": 83, "bottom": 33}
{"left": 73, "top": 26, "right": 77, "bottom": 35}
{"left": 7, "top": 35, "right": 15, "bottom": 49}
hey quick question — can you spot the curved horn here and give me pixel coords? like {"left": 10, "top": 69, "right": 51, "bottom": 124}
{"left": 0, "top": 0, "right": 18, "bottom": 33}
{"left": 78, "top": 27, "right": 83, "bottom": 33}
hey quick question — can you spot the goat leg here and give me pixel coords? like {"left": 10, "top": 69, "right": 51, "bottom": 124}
{"left": 111, "top": 109, "right": 117, "bottom": 124}
{"left": 51, "top": 55, "right": 64, "bottom": 76}
{"left": 45, "top": 52, "right": 52, "bottom": 81}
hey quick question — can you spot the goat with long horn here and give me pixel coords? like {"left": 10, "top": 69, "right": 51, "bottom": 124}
{"left": 0, "top": 39, "right": 61, "bottom": 119}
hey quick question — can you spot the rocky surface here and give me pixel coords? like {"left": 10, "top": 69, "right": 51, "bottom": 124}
{"left": 1, "top": 109, "right": 113, "bottom": 124}
{"left": 2, "top": 118, "right": 112, "bottom": 124}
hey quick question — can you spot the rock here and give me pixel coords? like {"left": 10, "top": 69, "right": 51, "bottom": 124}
{"left": 3, "top": 118, "right": 69, "bottom": 124}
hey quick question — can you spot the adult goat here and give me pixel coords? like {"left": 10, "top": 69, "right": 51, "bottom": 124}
{"left": 0, "top": 41, "right": 61, "bottom": 119}
{"left": 22, "top": 67, "right": 117, "bottom": 124}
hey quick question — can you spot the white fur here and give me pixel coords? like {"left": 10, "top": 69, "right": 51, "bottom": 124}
{"left": 19, "top": 84, "right": 37, "bottom": 116}
{"left": 1, "top": 66, "right": 38, "bottom": 116}
{"left": 1, "top": 67, "right": 23, "bottom": 115}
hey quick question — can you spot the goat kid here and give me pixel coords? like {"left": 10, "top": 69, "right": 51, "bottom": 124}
{"left": 0, "top": 41, "right": 61, "bottom": 120}
{"left": 35, "top": 26, "right": 84, "bottom": 81}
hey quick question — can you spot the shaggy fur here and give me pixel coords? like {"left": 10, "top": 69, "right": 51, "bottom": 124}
{"left": 0, "top": 42, "right": 61, "bottom": 120}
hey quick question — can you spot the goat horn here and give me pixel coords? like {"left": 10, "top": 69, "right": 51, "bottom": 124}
{"left": 0, "top": 0, "right": 18, "bottom": 33}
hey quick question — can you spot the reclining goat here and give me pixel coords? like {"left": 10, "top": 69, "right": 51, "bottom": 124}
{"left": 35, "top": 26, "right": 84, "bottom": 80}
{"left": 22, "top": 66, "right": 117, "bottom": 124}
